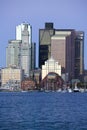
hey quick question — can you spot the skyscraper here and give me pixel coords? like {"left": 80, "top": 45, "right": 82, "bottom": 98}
{"left": 39, "top": 23, "right": 84, "bottom": 81}
{"left": 39, "top": 23, "right": 55, "bottom": 68}
{"left": 16, "top": 23, "right": 32, "bottom": 77}
{"left": 51, "top": 29, "right": 76, "bottom": 80}
{"left": 6, "top": 22, "right": 36, "bottom": 77}
{"left": 6, "top": 40, "right": 22, "bottom": 67}
{"left": 31, "top": 42, "right": 36, "bottom": 70}
{"left": 75, "top": 31, "right": 84, "bottom": 80}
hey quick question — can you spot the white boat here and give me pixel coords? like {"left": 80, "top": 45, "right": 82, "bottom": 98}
{"left": 62, "top": 89, "right": 67, "bottom": 93}
{"left": 79, "top": 88, "right": 85, "bottom": 93}
{"left": 56, "top": 88, "right": 62, "bottom": 92}
{"left": 67, "top": 88, "right": 72, "bottom": 93}
{"left": 73, "top": 83, "right": 80, "bottom": 92}
{"left": 21, "top": 90, "right": 28, "bottom": 92}
{"left": 44, "top": 90, "right": 51, "bottom": 92}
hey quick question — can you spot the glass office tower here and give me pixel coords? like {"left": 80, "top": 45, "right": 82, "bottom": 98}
{"left": 39, "top": 23, "right": 55, "bottom": 68}
{"left": 6, "top": 40, "right": 22, "bottom": 67}
{"left": 75, "top": 31, "right": 84, "bottom": 80}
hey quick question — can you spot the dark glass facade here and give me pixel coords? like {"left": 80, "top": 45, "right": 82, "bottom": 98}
{"left": 39, "top": 23, "right": 55, "bottom": 68}
{"left": 45, "top": 23, "right": 53, "bottom": 29}
{"left": 75, "top": 31, "right": 84, "bottom": 80}
{"left": 39, "top": 45, "right": 49, "bottom": 68}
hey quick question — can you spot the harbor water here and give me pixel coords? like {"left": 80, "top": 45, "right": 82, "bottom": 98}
{"left": 0, "top": 92, "right": 87, "bottom": 130}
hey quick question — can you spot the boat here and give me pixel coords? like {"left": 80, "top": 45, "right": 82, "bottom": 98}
{"left": 73, "top": 82, "right": 80, "bottom": 92}
{"left": 21, "top": 90, "right": 28, "bottom": 92}
{"left": 67, "top": 88, "right": 73, "bottom": 93}
{"left": 44, "top": 90, "right": 51, "bottom": 93}
{"left": 79, "top": 88, "right": 85, "bottom": 93}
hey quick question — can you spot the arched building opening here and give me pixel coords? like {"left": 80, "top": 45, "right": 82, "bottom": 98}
{"left": 40, "top": 72, "right": 64, "bottom": 91}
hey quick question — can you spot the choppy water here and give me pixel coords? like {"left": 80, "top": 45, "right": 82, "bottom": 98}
{"left": 0, "top": 92, "right": 87, "bottom": 130}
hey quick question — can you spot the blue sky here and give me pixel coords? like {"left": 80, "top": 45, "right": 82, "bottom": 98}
{"left": 0, "top": 0, "right": 87, "bottom": 68}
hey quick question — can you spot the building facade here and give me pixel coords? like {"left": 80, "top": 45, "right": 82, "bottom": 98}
{"left": 40, "top": 72, "right": 63, "bottom": 91}
{"left": 51, "top": 29, "right": 76, "bottom": 80}
{"left": 1, "top": 67, "right": 24, "bottom": 90}
{"left": 6, "top": 22, "right": 36, "bottom": 77}
{"left": 42, "top": 57, "right": 61, "bottom": 80}
{"left": 31, "top": 42, "right": 36, "bottom": 70}
{"left": 39, "top": 23, "right": 84, "bottom": 81}
{"left": 16, "top": 23, "right": 32, "bottom": 77}
{"left": 75, "top": 31, "right": 84, "bottom": 80}
{"left": 6, "top": 40, "right": 22, "bottom": 67}
{"left": 39, "top": 23, "right": 55, "bottom": 68}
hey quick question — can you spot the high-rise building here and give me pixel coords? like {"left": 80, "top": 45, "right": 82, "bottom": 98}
{"left": 16, "top": 23, "right": 32, "bottom": 44}
{"left": 39, "top": 23, "right": 55, "bottom": 68}
{"left": 31, "top": 42, "right": 36, "bottom": 70}
{"left": 75, "top": 31, "right": 84, "bottom": 80}
{"left": 51, "top": 29, "right": 76, "bottom": 80}
{"left": 6, "top": 23, "right": 36, "bottom": 77}
{"left": 16, "top": 23, "right": 32, "bottom": 77}
{"left": 6, "top": 40, "right": 22, "bottom": 67}
{"left": 39, "top": 23, "right": 84, "bottom": 81}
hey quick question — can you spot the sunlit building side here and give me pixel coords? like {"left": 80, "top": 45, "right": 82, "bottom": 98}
{"left": 41, "top": 57, "right": 62, "bottom": 91}
{"left": 6, "top": 23, "right": 36, "bottom": 78}
{"left": 6, "top": 40, "right": 22, "bottom": 67}
{"left": 1, "top": 67, "right": 24, "bottom": 90}
{"left": 42, "top": 57, "right": 61, "bottom": 80}
{"left": 16, "top": 23, "right": 32, "bottom": 77}
{"left": 51, "top": 29, "right": 76, "bottom": 80}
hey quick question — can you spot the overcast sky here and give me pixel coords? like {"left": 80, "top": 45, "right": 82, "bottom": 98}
{"left": 0, "top": 0, "right": 87, "bottom": 68}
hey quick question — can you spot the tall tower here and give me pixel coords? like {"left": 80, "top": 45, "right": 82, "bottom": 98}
{"left": 16, "top": 23, "right": 32, "bottom": 77}
{"left": 51, "top": 29, "right": 76, "bottom": 80}
{"left": 6, "top": 40, "right": 22, "bottom": 67}
{"left": 39, "top": 23, "right": 55, "bottom": 68}
{"left": 75, "top": 31, "right": 84, "bottom": 80}
{"left": 31, "top": 42, "right": 36, "bottom": 70}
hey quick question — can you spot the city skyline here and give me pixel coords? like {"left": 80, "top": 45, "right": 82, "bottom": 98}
{"left": 39, "top": 23, "right": 84, "bottom": 81}
{"left": 6, "top": 23, "right": 36, "bottom": 77}
{"left": 0, "top": 0, "right": 87, "bottom": 68}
